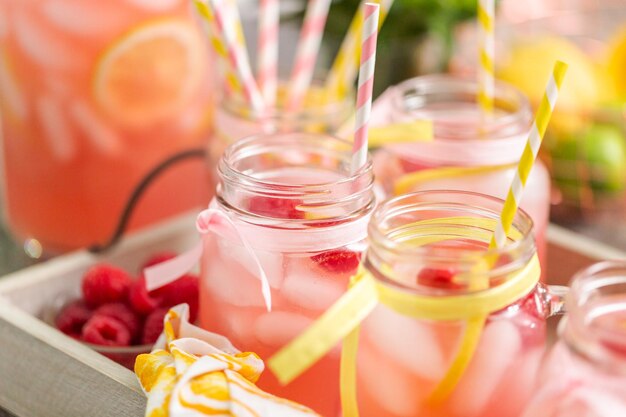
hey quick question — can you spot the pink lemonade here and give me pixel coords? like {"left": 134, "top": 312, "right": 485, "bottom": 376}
{"left": 522, "top": 262, "right": 626, "bottom": 417}
{"left": 356, "top": 191, "right": 555, "bottom": 417}
{"left": 199, "top": 133, "right": 374, "bottom": 416}
{"left": 0, "top": 0, "right": 213, "bottom": 253}
{"left": 371, "top": 76, "right": 550, "bottom": 270}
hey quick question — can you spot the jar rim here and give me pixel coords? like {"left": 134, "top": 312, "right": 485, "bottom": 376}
{"left": 391, "top": 75, "right": 532, "bottom": 139}
{"left": 381, "top": 75, "right": 534, "bottom": 166}
{"left": 366, "top": 190, "right": 536, "bottom": 294}
{"left": 220, "top": 82, "right": 354, "bottom": 124}
{"left": 217, "top": 132, "right": 375, "bottom": 225}
{"left": 564, "top": 261, "right": 626, "bottom": 371}
{"left": 219, "top": 132, "right": 373, "bottom": 189}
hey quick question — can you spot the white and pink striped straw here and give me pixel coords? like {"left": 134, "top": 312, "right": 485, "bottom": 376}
{"left": 286, "top": 0, "right": 332, "bottom": 110}
{"left": 351, "top": 2, "right": 380, "bottom": 173}
{"left": 257, "top": 0, "right": 279, "bottom": 107}
{"left": 207, "top": 0, "right": 265, "bottom": 113}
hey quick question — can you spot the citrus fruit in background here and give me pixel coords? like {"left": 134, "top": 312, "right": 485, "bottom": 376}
{"left": 93, "top": 19, "right": 205, "bottom": 129}
{"left": 551, "top": 124, "right": 626, "bottom": 198}
{"left": 607, "top": 25, "right": 626, "bottom": 100}
{"left": 593, "top": 62, "right": 619, "bottom": 106}
{"left": 499, "top": 36, "right": 600, "bottom": 135}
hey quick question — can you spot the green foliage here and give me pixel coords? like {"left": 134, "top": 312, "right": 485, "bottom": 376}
{"left": 323, "top": 0, "right": 479, "bottom": 73}
{"left": 325, "top": 0, "right": 478, "bottom": 42}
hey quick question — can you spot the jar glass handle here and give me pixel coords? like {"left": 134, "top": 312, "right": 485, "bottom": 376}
{"left": 539, "top": 283, "right": 569, "bottom": 317}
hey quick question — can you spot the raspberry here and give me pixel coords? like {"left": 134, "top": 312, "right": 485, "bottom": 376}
{"left": 94, "top": 303, "right": 142, "bottom": 341}
{"left": 128, "top": 275, "right": 163, "bottom": 316}
{"left": 490, "top": 285, "right": 547, "bottom": 322}
{"left": 602, "top": 339, "right": 626, "bottom": 356}
{"left": 141, "top": 308, "right": 168, "bottom": 345}
{"left": 311, "top": 250, "right": 361, "bottom": 274}
{"left": 82, "top": 315, "right": 131, "bottom": 346}
{"left": 518, "top": 286, "right": 548, "bottom": 320}
{"left": 154, "top": 274, "right": 199, "bottom": 322}
{"left": 81, "top": 264, "right": 133, "bottom": 308}
{"left": 417, "top": 267, "right": 463, "bottom": 290}
{"left": 141, "top": 252, "right": 177, "bottom": 270}
{"left": 56, "top": 300, "right": 93, "bottom": 338}
{"left": 247, "top": 196, "right": 305, "bottom": 219}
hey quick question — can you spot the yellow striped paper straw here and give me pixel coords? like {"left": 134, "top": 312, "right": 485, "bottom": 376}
{"left": 205, "top": 0, "right": 265, "bottom": 112}
{"left": 194, "top": 0, "right": 242, "bottom": 95}
{"left": 424, "top": 61, "right": 568, "bottom": 405}
{"left": 477, "top": 0, "right": 495, "bottom": 113}
{"left": 228, "top": 0, "right": 248, "bottom": 52}
{"left": 491, "top": 60, "right": 568, "bottom": 249}
{"left": 324, "top": 0, "right": 393, "bottom": 101}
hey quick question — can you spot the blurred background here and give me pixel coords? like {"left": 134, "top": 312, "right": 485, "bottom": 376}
{"left": 0, "top": 0, "right": 625, "bottom": 273}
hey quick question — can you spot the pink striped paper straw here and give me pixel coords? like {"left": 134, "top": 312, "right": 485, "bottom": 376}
{"left": 207, "top": 0, "right": 265, "bottom": 113}
{"left": 351, "top": 2, "right": 380, "bottom": 173}
{"left": 286, "top": 0, "right": 332, "bottom": 110}
{"left": 257, "top": 0, "right": 279, "bottom": 106}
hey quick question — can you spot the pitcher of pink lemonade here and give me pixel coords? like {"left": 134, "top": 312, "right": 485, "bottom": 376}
{"left": 207, "top": 86, "right": 353, "bottom": 192}
{"left": 349, "top": 191, "right": 564, "bottom": 417}
{"left": 0, "top": 0, "right": 214, "bottom": 254}
{"left": 199, "top": 132, "right": 374, "bottom": 416}
{"left": 522, "top": 261, "right": 626, "bottom": 417}
{"left": 370, "top": 76, "right": 551, "bottom": 269}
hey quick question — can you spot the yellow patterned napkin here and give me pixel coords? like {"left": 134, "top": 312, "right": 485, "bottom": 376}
{"left": 135, "top": 304, "right": 320, "bottom": 417}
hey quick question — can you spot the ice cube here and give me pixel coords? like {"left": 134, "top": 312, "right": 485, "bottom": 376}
{"left": 358, "top": 344, "right": 428, "bottom": 416}
{"left": 489, "top": 347, "right": 544, "bottom": 417}
{"left": 203, "top": 244, "right": 268, "bottom": 308}
{"left": 126, "top": 0, "right": 181, "bottom": 11}
{"left": 218, "top": 307, "right": 260, "bottom": 349}
{"left": 448, "top": 320, "right": 522, "bottom": 417}
{"left": 253, "top": 311, "right": 313, "bottom": 348}
{"left": 0, "top": 53, "right": 28, "bottom": 120}
{"left": 15, "top": 10, "right": 85, "bottom": 70}
{"left": 217, "top": 238, "right": 285, "bottom": 289}
{"left": 281, "top": 257, "right": 345, "bottom": 312}
{"left": 36, "top": 95, "right": 76, "bottom": 162}
{"left": 42, "top": 0, "right": 128, "bottom": 36}
{"left": 70, "top": 100, "right": 122, "bottom": 156}
{"left": 363, "top": 304, "right": 445, "bottom": 381}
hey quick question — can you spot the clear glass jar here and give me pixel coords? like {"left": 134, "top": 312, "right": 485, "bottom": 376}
{"left": 357, "top": 190, "right": 562, "bottom": 417}
{"left": 371, "top": 76, "right": 551, "bottom": 269}
{"left": 199, "top": 132, "right": 375, "bottom": 416}
{"left": 208, "top": 86, "right": 353, "bottom": 192}
{"left": 522, "top": 261, "right": 626, "bottom": 417}
{"left": 0, "top": 0, "right": 213, "bottom": 254}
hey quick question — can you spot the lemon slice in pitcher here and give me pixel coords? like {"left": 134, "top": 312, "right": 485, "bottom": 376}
{"left": 93, "top": 19, "right": 205, "bottom": 128}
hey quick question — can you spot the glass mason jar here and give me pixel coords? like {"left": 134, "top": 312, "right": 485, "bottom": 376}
{"left": 356, "top": 191, "right": 563, "bottom": 417}
{"left": 207, "top": 86, "right": 353, "bottom": 192}
{"left": 522, "top": 261, "right": 626, "bottom": 417}
{"left": 199, "top": 132, "right": 375, "bottom": 416}
{"left": 371, "top": 76, "right": 551, "bottom": 269}
{"left": 0, "top": 0, "right": 213, "bottom": 254}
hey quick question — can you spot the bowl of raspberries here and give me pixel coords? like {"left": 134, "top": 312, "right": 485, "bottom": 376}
{"left": 52, "top": 252, "right": 199, "bottom": 369}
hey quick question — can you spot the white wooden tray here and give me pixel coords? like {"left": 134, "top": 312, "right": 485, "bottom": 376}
{"left": 0, "top": 219, "right": 625, "bottom": 417}
{"left": 0, "top": 212, "right": 200, "bottom": 417}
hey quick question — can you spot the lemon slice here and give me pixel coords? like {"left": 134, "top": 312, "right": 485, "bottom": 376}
{"left": 93, "top": 19, "right": 205, "bottom": 128}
